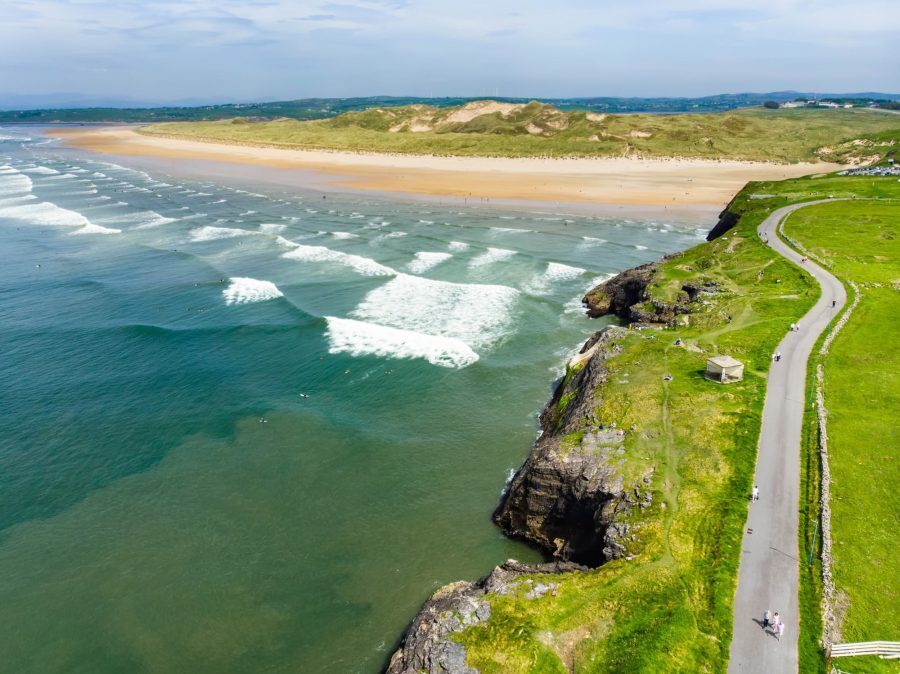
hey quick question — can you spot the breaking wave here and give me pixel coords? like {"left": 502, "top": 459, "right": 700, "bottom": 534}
{"left": 223, "top": 277, "right": 284, "bottom": 305}
{"left": 324, "top": 317, "right": 479, "bottom": 369}
{"left": 407, "top": 252, "right": 452, "bottom": 274}
{"left": 282, "top": 244, "right": 395, "bottom": 276}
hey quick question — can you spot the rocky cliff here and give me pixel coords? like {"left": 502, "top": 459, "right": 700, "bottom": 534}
{"left": 493, "top": 327, "right": 653, "bottom": 566}
{"left": 706, "top": 202, "right": 741, "bottom": 241}
{"left": 386, "top": 560, "right": 587, "bottom": 674}
{"left": 581, "top": 255, "right": 718, "bottom": 326}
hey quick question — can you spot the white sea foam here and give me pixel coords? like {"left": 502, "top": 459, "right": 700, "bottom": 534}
{"left": 71, "top": 223, "right": 121, "bottom": 235}
{"left": 223, "top": 277, "right": 283, "bottom": 305}
{"left": 0, "top": 199, "right": 93, "bottom": 228}
{"left": 581, "top": 236, "right": 607, "bottom": 245}
{"left": 330, "top": 231, "right": 359, "bottom": 240}
{"left": 352, "top": 274, "right": 519, "bottom": 349}
{"left": 407, "top": 252, "right": 452, "bottom": 274}
{"left": 469, "top": 247, "right": 516, "bottom": 268}
{"left": 0, "top": 167, "right": 33, "bottom": 196}
{"left": 634, "top": 244, "right": 649, "bottom": 250}
{"left": 282, "top": 244, "right": 395, "bottom": 276}
{"left": 131, "top": 211, "right": 177, "bottom": 229}
{"left": 275, "top": 235, "right": 299, "bottom": 248}
{"left": 448, "top": 241, "right": 469, "bottom": 251}
{"left": 259, "top": 223, "right": 286, "bottom": 234}
{"left": 24, "top": 166, "right": 59, "bottom": 175}
{"left": 490, "top": 226, "right": 532, "bottom": 233}
{"left": 324, "top": 317, "right": 479, "bottom": 369}
{"left": 190, "top": 225, "right": 256, "bottom": 242}
{"left": 525, "top": 262, "right": 586, "bottom": 295}
{"left": 0, "top": 133, "right": 31, "bottom": 141}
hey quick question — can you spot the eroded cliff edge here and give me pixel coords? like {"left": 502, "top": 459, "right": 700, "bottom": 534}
{"left": 386, "top": 258, "right": 715, "bottom": 673}
{"left": 492, "top": 327, "right": 653, "bottom": 566}
{"left": 387, "top": 327, "right": 655, "bottom": 673}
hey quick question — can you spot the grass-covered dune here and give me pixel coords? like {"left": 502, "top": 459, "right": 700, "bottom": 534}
{"left": 782, "top": 200, "right": 899, "bottom": 674}
{"left": 390, "top": 173, "right": 898, "bottom": 673}
{"left": 142, "top": 102, "right": 900, "bottom": 162}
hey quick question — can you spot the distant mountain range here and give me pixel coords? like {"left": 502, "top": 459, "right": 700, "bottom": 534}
{"left": 0, "top": 91, "right": 897, "bottom": 123}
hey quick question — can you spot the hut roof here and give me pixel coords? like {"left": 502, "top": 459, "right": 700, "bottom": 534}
{"left": 708, "top": 355, "right": 743, "bottom": 368}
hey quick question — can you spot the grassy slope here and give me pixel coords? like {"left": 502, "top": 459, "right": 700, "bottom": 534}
{"left": 783, "top": 201, "right": 900, "bottom": 674}
{"left": 450, "top": 175, "right": 900, "bottom": 673}
{"left": 142, "top": 106, "right": 900, "bottom": 162}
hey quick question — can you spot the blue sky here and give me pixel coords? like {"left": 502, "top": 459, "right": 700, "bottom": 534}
{"left": 2, "top": 0, "right": 898, "bottom": 103}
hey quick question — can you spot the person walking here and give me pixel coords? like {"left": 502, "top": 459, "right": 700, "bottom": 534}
{"left": 832, "top": 299, "right": 837, "bottom": 308}
{"left": 752, "top": 485, "right": 760, "bottom": 502}
{"left": 775, "top": 351, "right": 782, "bottom": 362}
{"left": 776, "top": 621, "right": 785, "bottom": 641}
{"left": 763, "top": 609, "right": 772, "bottom": 629}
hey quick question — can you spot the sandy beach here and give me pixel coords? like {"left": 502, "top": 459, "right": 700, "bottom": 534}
{"left": 53, "top": 126, "right": 839, "bottom": 211}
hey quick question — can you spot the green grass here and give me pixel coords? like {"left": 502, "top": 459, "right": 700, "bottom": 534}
{"left": 142, "top": 105, "right": 900, "bottom": 162}
{"left": 444, "top": 174, "right": 900, "bottom": 672}
{"left": 783, "top": 202, "right": 900, "bottom": 673}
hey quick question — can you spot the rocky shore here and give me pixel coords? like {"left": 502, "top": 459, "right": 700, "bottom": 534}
{"left": 386, "top": 560, "right": 587, "bottom": 674}
{"left": 386, "top": 250, "right": 715, "bottom": 673}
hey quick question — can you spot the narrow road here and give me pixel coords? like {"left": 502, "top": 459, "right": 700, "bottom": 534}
{"left": 728, "top": 200, "right": 846, "bottom": 673}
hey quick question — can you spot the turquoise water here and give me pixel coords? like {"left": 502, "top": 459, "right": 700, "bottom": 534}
{"left": 0, "top": 128, "right": 706, "bottom": 673}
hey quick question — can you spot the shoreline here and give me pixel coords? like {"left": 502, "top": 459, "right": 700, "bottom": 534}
{"left": 49, "top": 126, "right": 840, "bottom": 216}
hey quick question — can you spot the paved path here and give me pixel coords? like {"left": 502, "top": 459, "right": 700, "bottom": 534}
{"left": 728, "top": 200, "right": 846, "bottom": 673}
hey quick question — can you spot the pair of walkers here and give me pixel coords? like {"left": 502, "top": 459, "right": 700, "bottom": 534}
{"left": 763, "top": 610, "right": 785, "bottom": 641}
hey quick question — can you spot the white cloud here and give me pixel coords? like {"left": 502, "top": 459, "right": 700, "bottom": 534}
{"left": 0, "top": 0, "right": 897, "bottom": 100}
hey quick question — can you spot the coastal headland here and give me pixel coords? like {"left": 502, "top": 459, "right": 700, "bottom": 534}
{"left": 52, "top": 126, "right": 836, "bottom": 212}
{"left": 387, "top": 171, "right": 900, "bottom": 673}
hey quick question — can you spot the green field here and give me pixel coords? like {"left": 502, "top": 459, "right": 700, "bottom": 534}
{"left": 431, "top": 174, "right": 900, "bottom": 673}
{"left": 142, "top": 104, "right": 900, "bottom": 162}
{"left": 783, "top": 201, "right": 900, "bottom": 674}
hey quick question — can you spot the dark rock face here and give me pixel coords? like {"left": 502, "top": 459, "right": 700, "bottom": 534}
{"left": 706, "top": 206, "right": 740, "bottom": 241}
{"left": 582, "top": 261, "right": 658, "bottom": 319}
{"left": 386, "top": 560, "right": 587, "bottom": 674}
{"left": 582, "top": 258, "right": 717, "bottom": 326}
{"left": 493, "top": 328, "right": 652, "bottom": 567}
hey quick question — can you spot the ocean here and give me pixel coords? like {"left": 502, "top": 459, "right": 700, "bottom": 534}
{"left": 0, "top": 127, "right": 707, "bottom": 673}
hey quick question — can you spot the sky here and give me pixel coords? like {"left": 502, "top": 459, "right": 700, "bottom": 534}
{"left": 1, "top": 0, "right": 899, "bottom": 104}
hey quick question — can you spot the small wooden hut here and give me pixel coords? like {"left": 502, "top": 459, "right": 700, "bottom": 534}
{"left": 706, "top": 356, "right": 744, "bottom": 383}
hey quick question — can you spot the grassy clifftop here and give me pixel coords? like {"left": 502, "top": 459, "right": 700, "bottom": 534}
{"left": 142, "top": 102, "right": 900, "bottom": 162}
{"left": 414, "top": 172, "right": 899, "bottom": 673}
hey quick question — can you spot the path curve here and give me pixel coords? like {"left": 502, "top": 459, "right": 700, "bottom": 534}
{"left": 728, "top": 200, "right": 846, "bottom": 673}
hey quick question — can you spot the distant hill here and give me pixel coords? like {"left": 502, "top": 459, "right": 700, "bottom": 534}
{"left": 0, "top": 92, "right": 897, "bottom": 124}
{"left": 143, "top": 101, "right": 900, "bottom": 163}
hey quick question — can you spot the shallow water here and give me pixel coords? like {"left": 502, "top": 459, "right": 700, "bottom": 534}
{"left": 0, "top": 128, "right": 707, "bottom": 673}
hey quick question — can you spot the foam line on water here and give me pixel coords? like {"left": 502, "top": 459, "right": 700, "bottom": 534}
{"left": 259, "top": 223, "right": 286, "bottom": 234}
{"left": 524, "top": 262, "right": 586, "bottom": 296}
{"left": 324, "top": 317, "right": 479, "bottom": 369}
{"left": 407, "top": 252, "right": 453, "bottom": 274}
{"left": 352, "top": 273, "right": 519, "bottom": 349}
{"left": 223, "top": 277, "right": 284, "bottom": 305}
{"left": 469, "top": 247, "right": 516, "bottom": 268}
{"left": 190, "top": 225, "right": 257, "bottom": 242}
{"left": 282, "top": 243, "right": 395, "bottom": 276}
{"left": 71, "top": 223, "right": 121, "bottom": 235}
{"left": 0, "top": 165, "right": 34, "bottom": 197}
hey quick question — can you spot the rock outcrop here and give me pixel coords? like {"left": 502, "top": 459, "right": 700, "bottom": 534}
{"left": 582, "top": 261, "right": 659, "bottom": 319}
{"left": 582, "top": 258, "right": 718, "bottom": 326}
{"left": 493, "top": 328, "right": 653, "bottom": 566}
{"left": 706, "top": 204, "right": 740, "bottom": 241}
{"left": 386, "top": 560, "right": 587, "bottom": 674}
